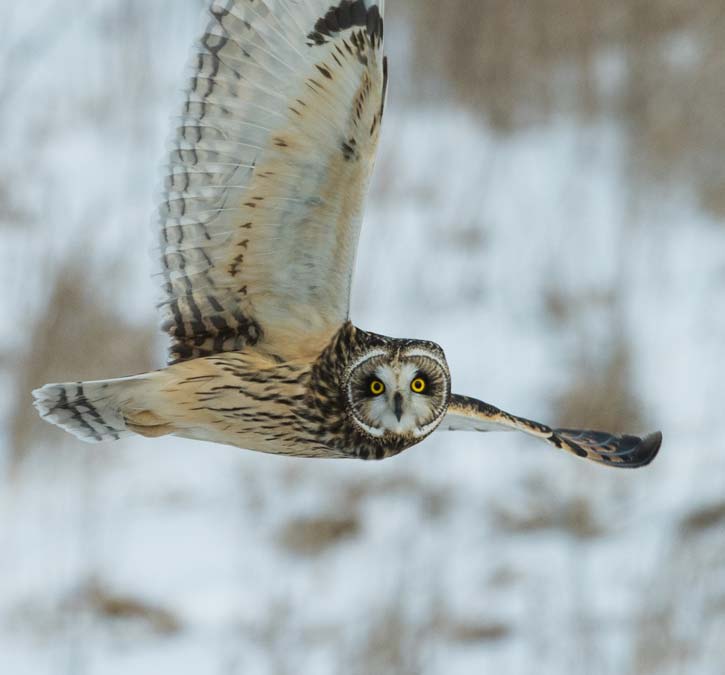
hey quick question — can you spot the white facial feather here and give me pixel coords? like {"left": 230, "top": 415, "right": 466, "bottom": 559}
{"left": 348, "top": 351, "right": 449, "bottom": 437}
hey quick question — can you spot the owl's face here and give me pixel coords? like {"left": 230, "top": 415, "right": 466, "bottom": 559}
{"left": 345, "top": 343, "right": 451, "bottom": 440}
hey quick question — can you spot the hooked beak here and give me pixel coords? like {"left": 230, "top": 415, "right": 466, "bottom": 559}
{"left": 393, "top": 392, "right": 404, "bottom": 421}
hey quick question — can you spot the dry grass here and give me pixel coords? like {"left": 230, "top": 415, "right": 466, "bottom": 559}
{"left": 555, "top": 331, "right": 645, "bottom": 434}
{"left": 8, "top": 254, "right": 156, "bottom": 465}
{"left": 0, "top": 175, "right": 31, "bottom": 228}
{"left": 348, "top": 594, "right": 511, "bottom": 675}
{"left": 399, "top": 0, "right": 725, "bottom": 218}
{"left": 351, "top": 601, "right": 424, "bottom": 675}
{"left": 543, "top": 286, "right": 617, "bottom": 326}
{"left": 68, "top": 580, "right": 182, "bottom": 636}
{"left": 447, "top": 620, "right": 512, "bottom": 644}
{"left": 679, "top": 501, "right": 725, "bottom": 538}
{"left": 277, "top": 513, "right": 361, "bottom": 556}
{"left": 342, "top": 475, "right": 453, "bottom": 520}
{"left": 401, "top": 1, "right": 696, "bottom": 118}
{"left": 7, "top": 580, "right": 183, "bottom": 644}
{"left": 491, "top": 494, "right": 604, "bottom": 539}
{"left": 543, "top": 275, "right": 647, "bottom": 438}
{"left": 632, "top": 515, "right": 725, "bottom": 674}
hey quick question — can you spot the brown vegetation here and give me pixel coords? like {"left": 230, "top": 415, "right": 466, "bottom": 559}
{"left": 491, "top": 493, "right": 604, "bottom": 539}
{"left": 8, "top": 255, "right": 155, "bottom": 465}
{"left": 277, "top": 513, "right": 361, "bottom": 556}
{"left": 399, "top": 0, "right": 725, "bottom": 217}
{"left": 69, "top": 580, "right": 182, "bottom": 636}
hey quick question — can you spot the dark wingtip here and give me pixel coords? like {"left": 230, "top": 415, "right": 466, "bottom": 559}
{"left": 631, "top": 431, "right": 663, "bottom": 467}
{"left": 555, "top": 427, "right": 663, "bottom": 469}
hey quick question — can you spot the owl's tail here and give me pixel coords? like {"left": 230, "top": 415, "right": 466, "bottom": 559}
{"left": 32, "top": 374, "right": 161, "bottom": 443}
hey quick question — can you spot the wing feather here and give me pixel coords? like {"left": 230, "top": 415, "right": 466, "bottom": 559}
{"left": 157, "top": 0, "right": 387, "bottom": 363}
{"left": 442, "top": 394, "right": 662, "bottom": 469}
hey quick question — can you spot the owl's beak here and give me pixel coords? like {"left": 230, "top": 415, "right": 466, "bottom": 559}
{"left": 393, "top": 392, "right": 404, "bottom": 421}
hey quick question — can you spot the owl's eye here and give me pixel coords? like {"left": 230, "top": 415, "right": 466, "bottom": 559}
{"left": 411, "top": 377, "right": 427, "bottom": 394}
{"left": 369, "top": 379, "right": 385, "bottom": 396}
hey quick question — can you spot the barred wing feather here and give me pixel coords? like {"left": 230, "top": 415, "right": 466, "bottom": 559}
{"left": 159, "top": 0, "right": 387, "bottom": 363}
{"left": 442, "top": 394, "right": 662, "bottom": 469}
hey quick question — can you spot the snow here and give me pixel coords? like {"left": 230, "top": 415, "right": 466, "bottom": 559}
{"left": 2, "top": 2, "right": 725, "bottom": 674}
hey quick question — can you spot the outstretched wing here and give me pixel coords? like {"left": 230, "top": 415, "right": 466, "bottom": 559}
{"left": 158, "top": 0, "right": 388, "bottom": 363}
{"left": 442, "top": 394, "right": 662, "bottom": 469}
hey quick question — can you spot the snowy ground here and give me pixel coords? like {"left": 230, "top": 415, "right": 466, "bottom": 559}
{"left": 2, "top": 3, "right": 725, "bottom": 675}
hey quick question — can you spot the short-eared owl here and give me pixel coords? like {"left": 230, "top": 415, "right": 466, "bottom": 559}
{"left": 33, "top": 0, "right": 661, "bottom": 467}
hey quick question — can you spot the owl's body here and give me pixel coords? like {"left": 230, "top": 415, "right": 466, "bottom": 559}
{"left": 127, "top": 349, "right": 320, "bottom": 457}
{"left": 33, "top": 0, "right": 662, "bottom": 469}
{"left": 36, "top": 323, "right": 446, "bottom": 461}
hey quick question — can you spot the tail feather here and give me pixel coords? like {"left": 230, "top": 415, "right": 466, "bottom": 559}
{"left": 33, "top": 379, "right": 136, "bottom": 443}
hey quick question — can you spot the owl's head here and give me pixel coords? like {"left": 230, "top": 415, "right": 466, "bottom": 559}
{"left": 344, "top": 339, "right": 451, "bottom": 441}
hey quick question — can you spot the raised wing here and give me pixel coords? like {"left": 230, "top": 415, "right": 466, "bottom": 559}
{"left": 442, "top": 394, "right": 662, "bottom": 469}
{"left": 158, "top": 0, "right": 387, "bottom": 363}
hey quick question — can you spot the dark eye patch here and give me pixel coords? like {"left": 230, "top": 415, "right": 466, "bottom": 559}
{"left": 410, "top": 373, "right": 428, "bottom": 394}
{"left": 407, "top": 359, "right": 447, "bottom": 397}
{"left": 356, "top": 374, "right": 383, "bottom": 398}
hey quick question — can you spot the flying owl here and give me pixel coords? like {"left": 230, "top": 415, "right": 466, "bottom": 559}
{"left": 33, "top": 0, "right": 662, "bottom": 467}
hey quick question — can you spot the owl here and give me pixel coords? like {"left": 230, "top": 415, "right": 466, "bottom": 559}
{"left": 33, "top": 0, "right": 661, "bottom": 468}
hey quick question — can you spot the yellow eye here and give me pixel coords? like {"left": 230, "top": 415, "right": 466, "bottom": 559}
{"left": 411, "top": 377, "right": 427, "bottom": 394}
{"left": 369, "top": 379, "right": 385, "bottom": 396}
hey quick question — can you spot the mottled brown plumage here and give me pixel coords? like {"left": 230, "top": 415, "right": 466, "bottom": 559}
{"left": 33, "top": 0, "right": 662, "bottom": 469}
{"left": 104, "top": 322, "right": 446, "bottom": 460}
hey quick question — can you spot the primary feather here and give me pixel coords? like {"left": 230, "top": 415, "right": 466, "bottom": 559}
{"left": 158, "top": 0, "right": 388, "bottom": 364}
{"left": 443, "top": 394, "right": 662, "bottom": 468}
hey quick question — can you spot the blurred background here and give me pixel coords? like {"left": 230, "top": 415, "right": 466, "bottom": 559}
{"left": 1, "top": 1, "right": 724, "bottom": 673}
